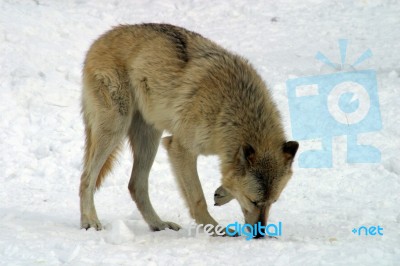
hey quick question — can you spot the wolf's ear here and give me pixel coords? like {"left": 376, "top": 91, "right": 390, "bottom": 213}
{"left": 283, "top": 141, "right": 299, "bottom": 161}
{"left": 238, "top": 143, "right": 256, "bottom": 167}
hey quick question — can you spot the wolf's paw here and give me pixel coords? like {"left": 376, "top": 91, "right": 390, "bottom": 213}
{"left": 214, "top": 186, "right": 234, "bottom": 206}
{"left": 81, "top": 218, "right": 102, "bottom": 231}
{"left": 150, "top": 221, "right": 181, "bottom": 231}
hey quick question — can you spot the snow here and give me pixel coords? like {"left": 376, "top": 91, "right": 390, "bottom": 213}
{"left": 1, "top": 0, "right": 399, "bottom": 265}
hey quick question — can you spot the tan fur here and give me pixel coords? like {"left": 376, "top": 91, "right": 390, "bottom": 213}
{"left": 96, "top": 148, "right": 119, "bottom": 189}
{"left": 79, "top": 23, "right": 298, "bottom": 234}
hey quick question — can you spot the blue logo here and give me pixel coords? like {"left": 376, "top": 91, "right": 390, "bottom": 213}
{"left": 352, "top": 225, "right": 384, "bottom": 236}
{"left": 226, "top": 221, "right": 282, "bottom": 240}
{"left": 188, "top": 221, "right": 282, "bottom": 240}
{"left": 287, "top": 39, "right": 382, "bottom": 168}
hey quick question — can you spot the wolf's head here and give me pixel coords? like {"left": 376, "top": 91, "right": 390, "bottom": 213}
{"left": 218, "top": 141, "right": 298, "bottom": 238}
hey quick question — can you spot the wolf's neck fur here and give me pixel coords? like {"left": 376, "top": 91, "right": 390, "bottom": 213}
{"left": 210, "top": 55, "right": 286, "bottom": 164}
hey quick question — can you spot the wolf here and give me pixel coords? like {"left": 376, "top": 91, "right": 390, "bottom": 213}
{"left": 79, "top": 23, "right": 298, "bottom": 236}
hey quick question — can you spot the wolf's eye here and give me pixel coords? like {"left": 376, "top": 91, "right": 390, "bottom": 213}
{"left": 251, "top": 200, "right": 259, "bottom": 207}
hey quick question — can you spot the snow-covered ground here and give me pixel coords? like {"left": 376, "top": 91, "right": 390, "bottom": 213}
{"left": 1, "top": 0, "right": 399, "bottom": 265}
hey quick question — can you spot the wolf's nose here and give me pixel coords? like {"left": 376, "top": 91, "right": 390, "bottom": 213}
{"left": 253, "top": 230, "right": 265, "bottom": 239}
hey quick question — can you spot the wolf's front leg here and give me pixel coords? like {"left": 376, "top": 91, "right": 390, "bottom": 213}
{"left": 214, "top": 185, "right": 234, "bottom": 206}
{"left": 127, "top": 113, "right": 181, "bottom": 232}
{"left": 163, "top": 136, "right": 218, "bottom": 228}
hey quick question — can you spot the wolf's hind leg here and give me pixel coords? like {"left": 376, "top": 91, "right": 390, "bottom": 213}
{"left": 79, "top": 121, "right": 126, "bottom": 230}
{"left": 162, "top": 136, "right": 218, "bottom": 227}
{"left": 80, "top": 72, "right": 132, "bottom": 230}
{"left": 128, "top": 112, "right": 181, "bottom": 231}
